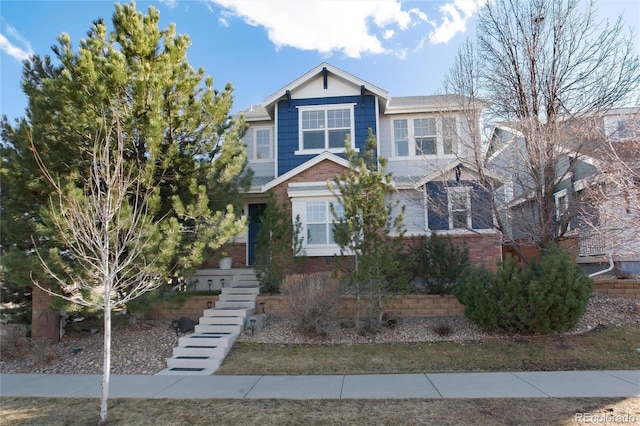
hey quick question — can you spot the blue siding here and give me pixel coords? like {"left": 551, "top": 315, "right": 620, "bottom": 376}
{"left": 427, "top": 182, "right": 449, "bottom": 230}
{"left": 469, "top": 182, "right": 494, "bottom": 229}
{"left": 276, "top": 95, "right": 377, "bottom": 176}
{"left": 427, "top": 180, "right": 494, "bottom": 230}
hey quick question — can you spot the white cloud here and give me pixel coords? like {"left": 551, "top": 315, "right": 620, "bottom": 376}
{"left": 207, "top": 0, "right": 422, "bottom": 58}
{"left": 429, "top": 0, "right": 482, "bottom": 44}
{"left": 159, "top": 0, "right": 178, "bottom": 9}
{"left": 0, "top": 23, "right": 33, "bottom": 62}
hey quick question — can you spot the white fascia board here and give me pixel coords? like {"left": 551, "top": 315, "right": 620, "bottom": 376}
{"left": 413, "top": 159, "right": 506, "bottom": 188}
{"left": 263, "top": 62, "right": 389, "bottom": 109}
{"left": 261, "top": 151, "right": 351, "bottom": 193}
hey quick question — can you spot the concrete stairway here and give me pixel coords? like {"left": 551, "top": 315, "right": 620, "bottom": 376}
{"left": 157, "top": 270, "right": 260, "bottom": 376}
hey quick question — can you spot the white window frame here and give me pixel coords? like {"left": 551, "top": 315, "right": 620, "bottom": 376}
{"left": 253, "top": 127, "right": 273, "bottom": 161}
{"left": 391, "top": 116, "right": 458, "bottom": 158}
{"left": 296, "top": 104, "right": 355, "bottom": 155}
{"left": 555, "top": 189, "right": 569, "bottom": 228}
{"left": 291, "top": 194, "right": 344, "bottom": 256}
{"left": 448, "top": 186, "right": 472, "bottom": 229}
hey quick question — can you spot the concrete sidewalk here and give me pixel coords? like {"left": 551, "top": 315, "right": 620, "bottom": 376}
{"left": 1, "top": 371, "right": 638, "bottom": 399}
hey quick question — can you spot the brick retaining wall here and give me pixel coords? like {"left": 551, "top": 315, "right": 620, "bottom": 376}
{"left": 593, "top": 279, "right": 640, "bottom": 300}
{"left": 31, "top": 279, "right": 640, "bottom": 332}
{"left": 147, "top": 279, "right": 639, "bottom": 321}
{"left": 148, "top": 294, "right": 465, "bottom": 320}
{"left": 148, "top": 296, "right": 218, "bottom": 320}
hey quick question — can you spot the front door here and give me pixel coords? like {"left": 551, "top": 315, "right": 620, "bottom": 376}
{"left": 247, "top": 203, "right": 267, "bottom": 265}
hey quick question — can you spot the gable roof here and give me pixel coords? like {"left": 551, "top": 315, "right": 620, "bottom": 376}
{"left": 261, "top": 62, "right": 390, "bottom": 112}
{"left": 261, "top": 151, "right": 351, "bottom": 192}
{"left": 412, "top": 159, "right": 506, "bottom": 188}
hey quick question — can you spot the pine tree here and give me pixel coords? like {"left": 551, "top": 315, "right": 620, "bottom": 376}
{"left": 0, "top": 3, "right": 249, "bottom": 424}
{"left": 331, "top": 130, "right": 411, "bottom": 332}
{"left": 0, "top": 2, "right": 249, "bottom": 321}
{"left": 416, "top": 231, "right": 470, "bottom": 294}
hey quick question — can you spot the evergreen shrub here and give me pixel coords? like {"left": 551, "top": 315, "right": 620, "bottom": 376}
{"left": 414, "top": 232, "right": 469, "bottom": 294}
{"left": 456, "top": 246, "right": 592, "bottom": 334}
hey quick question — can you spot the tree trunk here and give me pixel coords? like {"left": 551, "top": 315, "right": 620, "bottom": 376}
{"left": 99, "top": 302, "right": 111, "bottom": 425}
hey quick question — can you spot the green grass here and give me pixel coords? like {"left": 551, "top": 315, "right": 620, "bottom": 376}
{"left": 216, "top": 323, "right": 640, "bottom": 375}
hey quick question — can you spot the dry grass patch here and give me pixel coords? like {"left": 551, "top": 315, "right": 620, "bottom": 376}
{"left": 217, "top": 323, "right": 640, "bottom": 375}
{"left": 1, "top": 397, "right": 638, "bottom": 425}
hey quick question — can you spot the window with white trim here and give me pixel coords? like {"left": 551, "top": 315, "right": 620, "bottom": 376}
{"left": 443, "top": 117, "right": 457, "bottom": 155}
{"left": 392, "top": 116, "right": 458, "bottom": 157}
{"left": 448, "top": 187, "right": 471, "bottom": 229}
{"left": 298, "top": 104, "right": 354, "bottom": 153}
{"left": 306, "top": 201, "right": 343, "bottom": 245}
{"left": 555, "top": 189, "right": 569, "bottom": 220}
{"left": 291, "top": 196, "right": 345, "bottom": 256}
{"left": 414, "top": 118, "right": 437, "bottom": 155}
{"left": 393, "top": 120, "right": 409, "bottom": 157}
{"left": 254, "top": 128, "right": 272, "bottom": 160}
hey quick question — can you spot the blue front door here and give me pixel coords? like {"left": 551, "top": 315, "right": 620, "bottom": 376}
{"left": 248, "top": 203, "right": 267, "bottom": 265}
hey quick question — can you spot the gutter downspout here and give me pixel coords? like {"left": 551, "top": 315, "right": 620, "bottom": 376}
{"left": 589, "top": 251, "right": 615, "bottom": 278}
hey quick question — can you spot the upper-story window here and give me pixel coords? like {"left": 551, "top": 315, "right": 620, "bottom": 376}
{"left": 254, "top": 128, "right": 272, "bottom": 160}
{"left": 298, "top": 104, "right": 355, "bottom": 154}
{"left": 392, "top": 116, "right": 458, "bottom": 157}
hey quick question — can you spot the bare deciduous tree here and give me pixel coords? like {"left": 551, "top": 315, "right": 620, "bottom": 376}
{"left": 442, "top": 0, "right": 640, "bottom": 260}
{"left": 31, "top": 114, "right": 164, "bottom": 425}
{"left": 580, "top": 110, "right": 640, "bottom": 266}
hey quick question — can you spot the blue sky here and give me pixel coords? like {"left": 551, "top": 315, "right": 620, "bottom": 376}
{"left": 1, "top": 0, "right": 638, "bottom": 124}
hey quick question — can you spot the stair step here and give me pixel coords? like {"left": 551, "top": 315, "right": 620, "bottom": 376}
{"left": 178, "top": 332, "right": 238, "bottom": 348}
{"left": 194, "top": 323, "right": 243, "bottom": 334}
{"left": 173, "top": 345, "right": 227, "bottom": 358}
{"left": 221, "top": 287, "right": 259, "bottom": 295}
{"left": 156, "top": 367, "right": 217, "bottom": 376}
{"left": 215, "top": 300, "right": 255, "bottom": 309}
{"left": 199, "top": 316, "right": 245, "bottom": 325}
{"left": 203, "top": 307, "right": 255, "bottom": 317}
{"left": 217, "top": 294, "right": 256, "bottom": 303}
{"left": 167, "top": 355, "right": 222, "bottom": 370}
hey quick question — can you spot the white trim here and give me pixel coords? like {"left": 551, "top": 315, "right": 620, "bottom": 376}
{"left": 413, "top": 159, "right": 505, "bottom": 189}
{"left": 297, "top": 103, "right": 356, "bottom": 153}
{"left": 390, "top": 115, "right": 460, "bottom": 159}
{"left": 291, "top": 196, "right": 343, "bottom": 257}
{"left": 274, "top": 106, "right": 279, "bottom": 178}
{"left": 263, "top": 62, "right": 389, "bottom": 108}
{"left": 555, "top": 188, "right": 569, "bottom": 223}
{"left": 448, "top": 186, "right": 472, "bottom": 230}
{"left": 261, "top": 151, "right": 350, "bottom": 193}
{"left": 252, "top": 126, "right": 273, "bottom": 161}
{"left": 433, "top": 229, "right": 502, "bottom": 236}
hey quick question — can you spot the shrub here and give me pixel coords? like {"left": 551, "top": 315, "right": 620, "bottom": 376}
{"left": 414, "top": 232, "right": 469, "bottom": 294}
{"left": 280, "top": 272, "right": 342, "bottom": 335}
{"left": 0, "top": 323, "right": 29, "bottom": 358}
{"left": 456, "top": 246, "right": 592, "bottom": 334}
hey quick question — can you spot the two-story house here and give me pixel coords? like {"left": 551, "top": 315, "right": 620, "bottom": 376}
{"left": 487, "top": 108, "right": 640, "bottom": 275}
{"left": 216, "top": 63, "right": 503, "bottom": 275}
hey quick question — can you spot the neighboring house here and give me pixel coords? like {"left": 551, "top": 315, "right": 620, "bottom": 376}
{"left": 487, "top": 108, "right": 640, "bottom": 275}
{"left": 213, "top": 63, "right": 503, "bottom": 273}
